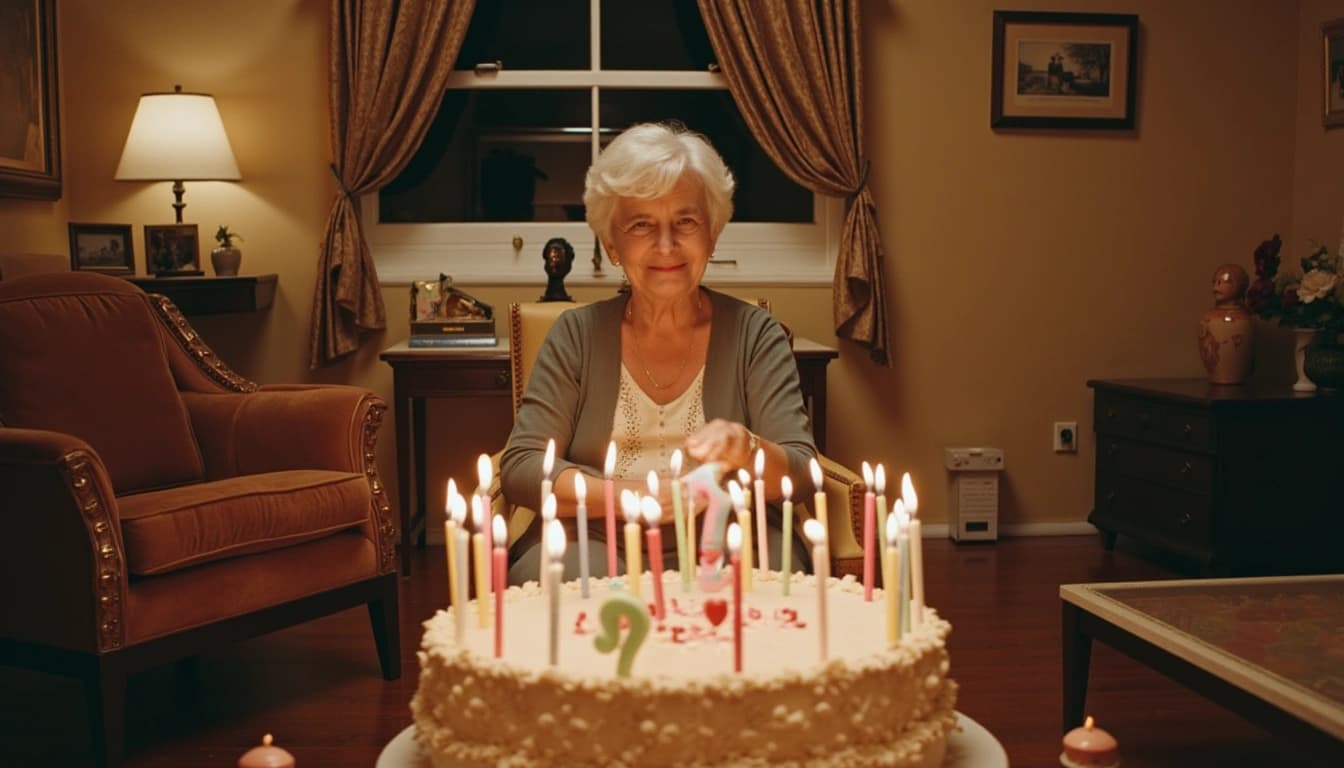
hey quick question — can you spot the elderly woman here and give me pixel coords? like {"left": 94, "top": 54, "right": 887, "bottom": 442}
{"left": 501, "top": 122, "right": 815, "bottom": 583}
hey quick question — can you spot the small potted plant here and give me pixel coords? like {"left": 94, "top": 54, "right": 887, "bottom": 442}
{"left": 211, "top": 225, "right": 244, "bottom": 276}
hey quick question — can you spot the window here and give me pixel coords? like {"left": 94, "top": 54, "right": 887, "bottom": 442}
{"left": 365, "top": 0, "right": 839, "bottom": 285}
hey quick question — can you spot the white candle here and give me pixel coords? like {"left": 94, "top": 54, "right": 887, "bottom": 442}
{"left": 621, "top": 489, "right": 642, "bottom": 598}
{"left": 753, "top": 448, "right": 769, "bottom": 572}
{"left": 454, "top": 513, "right": 470, "bottom": 647}
{"left": 809, "top": 458, "right": 829, "bottom": 568}
{"left": 902, "top": 472, "right": 924, "bottom": 629}
{"left": 780, "top": 475, "right": 794, "bottom": 596}
{"left": 539, "top": 493, "right": 557, "bottom": 595}
{"left": 476, "top": 454, "right": 494, "bottom": 554}
{"left": 729, "top": 480, "right": 752, "bottom": 591}
{"left": 546, "top": 520, "right": 566, "bottom": 666}
{"left": 895, "top": 500, "right": 910, "bottom": 634}
{"left": 540, "top": 438, "right": 556, "bottom": 510}
{"left": 862, "top": 461, "right": 876, "bottom": 602}
{"left": 804, "top": 519, "right": 828, "bottom": 662}
{"left": 670, "top": 450, "right": 689, "bottom": 592}
{"left": 603, "top": 441, "right": 618, "bottom": 578}
{"left": 574, "top": 473, "right": 590, "bottom": 598}
{"left": 885, "top": 512, "right": 900, "bottom": 646}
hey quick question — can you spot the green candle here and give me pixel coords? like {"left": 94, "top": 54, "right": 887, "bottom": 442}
{"left": 780, "top": 476, "right": 794, "bottom": 596}
{"left": 593, "top": 589, "right": 650, "bottom": 677}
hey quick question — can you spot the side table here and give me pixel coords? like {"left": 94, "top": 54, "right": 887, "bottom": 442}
{"left": 381, "top": 337, "right": 838, "bottom": 576}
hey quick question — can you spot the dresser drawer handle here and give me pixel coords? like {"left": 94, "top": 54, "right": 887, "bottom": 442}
{"left": 495, "top": 370, "right": 511, "bottom": 388}
{"left": 1181, "top": 423, "right": 1193, "bottom": 437}
{"left": 1178, "top": 512, "right": 1192, "bottom": 526}
{"left": 1179, "top": 462, "right": 1192, "bottom": 476}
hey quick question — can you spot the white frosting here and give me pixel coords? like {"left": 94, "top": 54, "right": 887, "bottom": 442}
{"left": 413, "top": 570, "right": 958, "bottom": 768}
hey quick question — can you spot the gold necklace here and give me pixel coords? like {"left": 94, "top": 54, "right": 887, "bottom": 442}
{"left": 626, "top": 291, "right": 702, "bottom": 391}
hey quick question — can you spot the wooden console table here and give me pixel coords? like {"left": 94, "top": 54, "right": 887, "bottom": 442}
{"left": 1088, "top": 378, "right": 1344, "bottom": 575}
{"left": 126, "top": 274, "right": 277, "bottom": 315}
{"left": 382, "top": 337, "right": 839, "bottom": 576}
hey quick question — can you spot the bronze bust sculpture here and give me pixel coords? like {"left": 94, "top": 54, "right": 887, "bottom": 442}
{"left": 540, "top": 237, "right": 575, "bottom": 302}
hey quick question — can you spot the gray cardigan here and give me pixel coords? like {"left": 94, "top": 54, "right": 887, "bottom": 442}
{"left": 500, "top": 288, "right": 816, "bottom": 512}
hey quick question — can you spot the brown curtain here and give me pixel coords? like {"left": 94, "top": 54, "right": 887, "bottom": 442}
{"left": 310, "top": 0, "right": 475, "bottom": 368}
{"left": 698, "top": 0, "right": 888, "bottom": 365}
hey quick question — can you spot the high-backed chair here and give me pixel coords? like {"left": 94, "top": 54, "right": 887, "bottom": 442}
{"left": 497, "top": 300, "right": 864, "bottom": 575}
{"left": 0, "top": 272, "right": 399, "bottom": 768}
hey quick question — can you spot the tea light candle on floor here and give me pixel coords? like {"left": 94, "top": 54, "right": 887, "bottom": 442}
{"left": 1060, "top": 716, "right": 1120, "bottom": 768}
{"left": 238, "top": 733, "right": 295, "bottom": 768}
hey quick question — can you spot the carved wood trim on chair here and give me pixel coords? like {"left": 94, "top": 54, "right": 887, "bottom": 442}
{"left": 509, "top": 303, "right": 525, "bottom": 415}
{"left": 60, "top": 451, "right": 125, "bottom": 652}
{"left": 145, "top": 293, "right": 259, "bottom": 393}
{"left": 363, "top": 402, "right": 397, "bottom": 575}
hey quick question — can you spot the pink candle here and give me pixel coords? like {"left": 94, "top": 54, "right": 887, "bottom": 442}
{"left": 726, "top": 522, "right": 743, "bottom": 673}
{"left": 492, "top": 515, "right": 507, "bottom": 658}
{"left": 641, "top": 497, "right": 666, "bottom": 621}
{"left": 603, "top": 441, "right": 618, "bottom": 578}
{"left": 1060, "top": 716, "right": 1120, "bottom": 768}
{"left": 861, "top": 461, "right": 876, "bottom": 601}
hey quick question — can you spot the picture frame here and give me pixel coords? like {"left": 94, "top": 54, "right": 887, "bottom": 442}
{"left": 991, "top": 11, "right": 1139, "bottom": 131}
{"left": 68, "top": 223, "right": 134, "bottom": 275}
{"left": 1324, "top": 18, "right": 1344, "bottom": 129}
{"left": 0, "top": 0, "right": 61, "bottom": 200}
{"left": 144, "top": 224, "right": 203, "bottom": 277}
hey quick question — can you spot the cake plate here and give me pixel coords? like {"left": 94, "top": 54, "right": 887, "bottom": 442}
{"left": 377, "top": 712, "right": 1008, "bottom": 768}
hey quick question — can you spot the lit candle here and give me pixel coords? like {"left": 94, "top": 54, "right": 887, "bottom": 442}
{"left": 453, "top": 504, "right": 470, "bottom": 646}
{"left": 604, "top": 441, "right": 618, "bottom": 578}
{"left": 809, "top": 458, "right": 829, "bottom": 569}
{"left": 574, "top": 473, "right": 590, "bottom": 598}
{"left": 780, "top": 475, "right": 794, "bottom": 596}
{"left": 885, "top": 512, "right": 901, "bottom": 645}
{"left": 546, "top": 520, "right": 566, "bottom": 667}
{"left": 445, "top": 482, "right": 464, "bottom": 615}
{"left": 540, "top": 437, "right": 556, "bottom": 511}
{"left": 641, "top": 496, "right": 666, "bottom": 621}
{"left": 471, "top": 496, "right": 489, "bottom": 629}
{"left": 1060, "top": 716, "right": 1120, "bottom": 768}
{"left": 804, "top": 519, "right": 828, "bottom": 662}
{"left": 621, "top": 489, "right": 642, "bottom": 598}
{"left": 476, "top": 454, "right": 494, "bottom": 554}
{"left": 862, "top": 461, "right": 876, "bottom": 602}
{"left": 895, "top": 500, "right": 910, "bottom": 634}
{"left": 492, "top": 514, "right": 507, "bottom": 658}
{"left": 237, "top": 733, "right": 295, "bottom": 768}
{"left": 539, "top": 493, "right": 557, "bottom": 595}
{"left": 753, "top": 448, "right": 769, "bottom": 572}
{"left": 728, "top": 480, "right": 752, "bottom": 592}
{"left": 670, "top": 450, "right": 690, "bottom": 592}
{"left": 737, "top": 468, "right": 753, "bottom": 520}
{"left": 874, "top": 464, "right": 888, "bottom": 569}
{"left": 902, "top": 472, "right": 925, "bottom": 629}
{"left": 726, "top": 522, "right": 744, "bottom": 673}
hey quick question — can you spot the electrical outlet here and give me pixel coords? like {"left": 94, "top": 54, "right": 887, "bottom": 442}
{"left": 1053, "top": 421, "right": 1078, "bottom": 453}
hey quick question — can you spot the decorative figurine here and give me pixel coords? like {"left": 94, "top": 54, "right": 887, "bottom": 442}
{"left": 1198, "top": 263, "right": 1253, "bottom": 385}
{"left": 540, "top": 237, "right": 575, "bottom": 302}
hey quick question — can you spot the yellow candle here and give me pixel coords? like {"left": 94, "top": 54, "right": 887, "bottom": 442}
{"left": 874, "top": 464, "right": 888, "bottom": 566}
{"left": 471, "top": 496, "right": 489, "bottom": 628}
{"left": 622, "top": 491, "right": 642, "bottom": 598}
{"left": 885, "top": 513, "right": 901, "bottom": 646}
{"left": 445, "top": 488, "right": 466, "bottom": 615}
{"left": 809, "top": 458, "right": 829, "bottom": 564}
{"left": 729, "top": 481, "right": 753, "bottom": 592}
{"left": 902, "top": 472, "right": 925, "bottom": 629}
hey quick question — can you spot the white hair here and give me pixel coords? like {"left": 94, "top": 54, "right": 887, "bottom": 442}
{"left": 583, "top": 122, "right": 735, "bottom": 244}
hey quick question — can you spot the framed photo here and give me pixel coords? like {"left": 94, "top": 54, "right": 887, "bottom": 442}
{"left": 1324, "top": 18, "right": 1344, "bottom": 128}
{"left": 991, "top": 11, "right": 1139, "bottom": 131}
{"left": 68, "top": 223, "right": 134, "bottom": 275}
{"left": 0, "top": 0, "right": 61, "bottom": 199}
{"left": 144, "top": 224, "right": 203, "bottom": 277}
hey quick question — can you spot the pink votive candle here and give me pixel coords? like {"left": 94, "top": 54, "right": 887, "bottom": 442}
{"left": 1060, "top": 716, "right": 1120, "bottom": 768}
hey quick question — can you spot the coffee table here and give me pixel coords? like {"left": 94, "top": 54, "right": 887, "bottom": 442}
{"left": 1062, "top": 575, "right": 1344, "bottom": 755}
{"left": 377, "top": 712, "right": 1007, "bottom": 767}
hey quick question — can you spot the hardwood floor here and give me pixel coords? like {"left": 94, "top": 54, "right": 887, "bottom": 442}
{"left": 1, "top": 535, "right": 1337, "bottom": 767}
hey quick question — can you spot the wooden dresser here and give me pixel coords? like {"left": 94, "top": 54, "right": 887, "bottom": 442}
{"left": 1087, "top": 378, "right": 1344, "bottom": 575}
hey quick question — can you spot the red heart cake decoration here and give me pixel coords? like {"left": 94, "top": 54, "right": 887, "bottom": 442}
{"left": 703, "top": 599, "right": 728, "bottom": 627}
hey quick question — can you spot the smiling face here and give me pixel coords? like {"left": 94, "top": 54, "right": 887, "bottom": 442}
{"left": 605, "top": 174, "right": 716, "bottom": 304}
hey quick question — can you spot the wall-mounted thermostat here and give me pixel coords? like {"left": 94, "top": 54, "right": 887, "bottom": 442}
{"left": 944, "top": 447, "right": 1005, "bottom": 542}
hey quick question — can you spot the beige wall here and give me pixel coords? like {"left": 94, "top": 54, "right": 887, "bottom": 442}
{"left": 2, "top": 1, "right": 1340, "bottom": 531}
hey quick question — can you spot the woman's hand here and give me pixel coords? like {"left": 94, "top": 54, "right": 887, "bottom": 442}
{"left": 685, "top": 418, "right": 755, "bottom": 470}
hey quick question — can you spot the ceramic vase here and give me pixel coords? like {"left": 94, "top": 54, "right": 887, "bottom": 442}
{"left": 1303, "top": 333, "right": 1344, "bottom": 390}
{"left": 1198, "top": 304, "right": 1254, "bottom": 384}
{"left": 1292, "top": 327, "right": 1318, "bottom": 392}
{"left": 211, "top": 246, "right": 242, "bottom": 276}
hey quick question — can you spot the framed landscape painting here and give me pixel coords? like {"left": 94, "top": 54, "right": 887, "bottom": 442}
{"left": 68, "top": 223, "right": 134, "bottom": 275}
{"left": 1325, "top": 18, "right": 1344, "bottom": 128}
{"left": 0, "top": 0, "right": 61, "bottom": 199}
{"left": 991, "top": 11, "right": 1139, "bottom": 131}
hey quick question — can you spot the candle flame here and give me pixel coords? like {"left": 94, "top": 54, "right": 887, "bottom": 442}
{"left": 894, "top": 498, "right": 909, "bottom": 527}
{"left": 546, "top": 519, "right": 567, "bottom": 560}
{"left": 262, "top": 734, "right": 274, "bottom": 747}
{"left": 727, "top": 480, "right": 745, "bottom": 510}
{"left": 737, "top": 468, "right": 751, "bottom": 488}
{"left": 640, "top": 495, "right": 662, "bottom": 527}
{"left": 901, "top": 472, "right": 918, "bottom": 517}
{"left": 726, "top": 522, "right": 742, "bottom": 555}
{"left": 470, "top": 494, "right": 484, "bottom": 529}
{"left": 886, "top": 509, "right": 900, "bottom": 546}
{"left": 542, "top": 493, "right": 557, "bottom": 522}
{"left": 476, "top": 454, "right": 492, "bottom": 489}
{"left": 604, "top": 441, "right": 617, "bottom": 477}
{"left": 862, "top": 461, "right": 873, "bottom": 487}
{"left": 803, "top": 518, "right": 826, "bottom": 544}
{"left": 1084, "top": 716, "right": 1095, "bottom": 730}
{"left": 446, "top": 478, "right": 457, "bottom": 513}
{"left": 671, "top": 448, "right": 683, "bottom": 475}
{"left": 492, "top": 514, "right": 506, "bottom": 543}
{"left": 754, "top": 447, "right": 765, "bottom": 477}
{"left": 543, "top": 439, "right": 556, "bottom": 477}
{"left": 620, "top": 488, "right": 640, "bottom": 523}
{"left": 449, "top": 492, "right": 467, "bottom": 525}
{"left": 809, "top": 457, "right": 823, "bottom": 489}
{"left": 646, "top": 470, "right": 659, "bottom": 497}
{"left": 574, "top": 472, "right": 586, "bottom": 498}
{"left": 781, "top": 475, "right": 793, "bottom": 500}
{"left": 875, "top": 464, "right": 886, "bottom": 495}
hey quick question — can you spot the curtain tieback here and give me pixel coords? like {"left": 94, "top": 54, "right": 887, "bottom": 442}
{"left": 847, "top": 160, "right": 871, "bottom": 202}
{"left": 329, "top": 163, "right": 357, "bottom": 203}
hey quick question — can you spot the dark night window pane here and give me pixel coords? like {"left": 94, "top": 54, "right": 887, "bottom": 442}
{"left": 601, "top": 0, "right": 715, "bottom": 71}
{"left": 454, "top": 0, "right": 589, "bottom": 71}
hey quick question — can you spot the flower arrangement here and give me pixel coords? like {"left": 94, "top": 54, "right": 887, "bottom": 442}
{"left": 1245, "top": 233, "right": 1344, "bottom": 334}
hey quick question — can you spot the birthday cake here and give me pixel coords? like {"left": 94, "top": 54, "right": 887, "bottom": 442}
{"left": 411, "top": 570, "right": 958, "bottom": 767}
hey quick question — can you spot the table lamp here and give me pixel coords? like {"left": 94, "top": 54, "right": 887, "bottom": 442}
{"left": 114, "top": 85, "right": 240, "bottom": 223}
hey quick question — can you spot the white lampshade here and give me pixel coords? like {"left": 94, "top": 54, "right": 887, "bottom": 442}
{"left": 115, "top": 88, "right": 240, "bottom": 181}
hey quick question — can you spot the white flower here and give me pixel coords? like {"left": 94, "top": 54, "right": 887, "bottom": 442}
{"left": 1297, "top": 269, "right": 1338, "bottom": 303}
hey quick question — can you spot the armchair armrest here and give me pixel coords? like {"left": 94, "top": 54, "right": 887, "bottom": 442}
{"left": 0, "top": 428, "right": 128, "bottom": 653}
{"left": 183, "top": 386, "right": 384, "bottom": 478}
{"left": 813, "top": 455, "right": 864, "bottom": 575}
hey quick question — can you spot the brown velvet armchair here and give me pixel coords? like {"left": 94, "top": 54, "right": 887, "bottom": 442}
{"left": 0, "top": 272, "right": 400, "bottom": 768}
